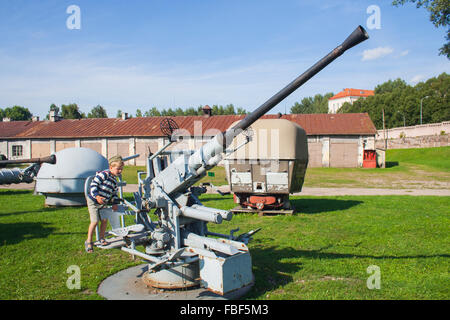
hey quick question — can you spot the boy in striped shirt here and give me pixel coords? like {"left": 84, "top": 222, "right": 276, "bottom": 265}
{"left": 85, "top": 155, "right": 124, "bottom": 253}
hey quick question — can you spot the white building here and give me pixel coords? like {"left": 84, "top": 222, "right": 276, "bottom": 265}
{"left": 328, "top": 88, "right": 374, "bottom": 113}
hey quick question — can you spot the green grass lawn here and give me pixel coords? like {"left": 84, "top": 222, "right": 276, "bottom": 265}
{"left": 0, "top": 190, "right": 448, "bottom": 300}
{"left": 386, "top": 146, "right": 450, "bottom": 171}
{"left": 120, "top": 146, "right": 450, "bottom": 189}
{"left": 121, "top": 165, "right": 228, "bottom": 186}
{"left": 301, "top": 146, "right": 450, "bottom": 189}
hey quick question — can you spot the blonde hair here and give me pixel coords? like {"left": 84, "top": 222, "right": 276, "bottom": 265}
{"left": 108, "top": 155, "right": 124, "bottom": 167}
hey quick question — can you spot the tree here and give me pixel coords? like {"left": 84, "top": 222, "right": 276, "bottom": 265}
{"left": 135, "top": 109, "right": 143, "bottom": 117}
{"left": 144, "top": 107, "right": 161, "bottom": 117}
{"left": 237, "top": 107, "right": 248, "bottom": 115}
{"left": 3, "top": 105, "right": 33, "bottom": 121}
{"left": 141, "top": 105, "right": 248, "bottom": 116}
{"left": 161, "top": 108, "right": 176, "bottom": 116}
{"left": 224, "top": 104, "right": 236, "bottom": 115}
{"left": 374, "top": 78, "right": 409, "bottom": 94}
{"left": 290, "top": 93, "right": 334, "bottom": 114}
{"left": 339, "top": 72, "right": 449, "bottom": 129}
{"left": 88, "top": 105, "right": 108, "bottom": 118}
{"left": 61, "top": 104, "right": 84, "bottom": 119}
{"left": 185, "top": 107, "right": 198, "bottom": 116}
{"left": 175, "top": 107, "right": 185, "bottom": 116}
{"left": 392, "top": 0, "right": 450, "bottom": 58}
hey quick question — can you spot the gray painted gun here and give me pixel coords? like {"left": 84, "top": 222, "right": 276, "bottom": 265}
{"left": 113, "top": 26, "right": 369, "bottom": 295}
{"left": 0, "top": 155, "right": 56, "bottom": 185}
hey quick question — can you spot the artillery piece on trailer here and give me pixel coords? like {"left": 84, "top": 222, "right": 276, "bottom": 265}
{"left": 96, "top": 26, "right": 369, "bottom": 296}
{"left": 225, "top": 118, "right": 308, "bottom": 215}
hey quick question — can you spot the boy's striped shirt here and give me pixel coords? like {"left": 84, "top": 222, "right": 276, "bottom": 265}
{"left": 89, "top": 170, "right": 119, "bottom": 204}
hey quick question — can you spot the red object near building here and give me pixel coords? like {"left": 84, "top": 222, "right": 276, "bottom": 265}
{"left": 363, "top": 150, "right": 377, "bottom": 168}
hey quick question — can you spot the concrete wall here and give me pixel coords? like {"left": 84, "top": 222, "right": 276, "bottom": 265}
{"left": 376, "top": 134, "right": 449, "bottom": 149}
{"left": 377, "top": 121, "right": 450, "bottom": 140}
{"left": 376, "top": 121, "right": 450, "bottom": 149}
{"left": 0, "top": 139, "right": 31, "bottom": 160}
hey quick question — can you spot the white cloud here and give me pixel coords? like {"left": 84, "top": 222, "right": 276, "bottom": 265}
{"left": 411, "top": 74, "right": 426, "bottom": 84}
{"left": 400, "top": 50, "right": 409, "bottom": 57}
{"left": 362, "top": 47, "right": 394, "bottom": 61}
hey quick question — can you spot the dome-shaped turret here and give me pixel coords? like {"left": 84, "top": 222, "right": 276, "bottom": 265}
{"left": 35, "top": 147, "right": 109, "bottom": 206}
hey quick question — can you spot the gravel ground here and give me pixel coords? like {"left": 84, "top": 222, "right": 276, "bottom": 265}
{"left": 2, "top": 182, "right": 449, "bottom": 196}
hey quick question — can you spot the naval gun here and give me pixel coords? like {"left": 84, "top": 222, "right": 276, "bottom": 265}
{"left": 0, "top": 155, "right": 56, "bottom": 185}
{"left": 103, "top": 25, "right": 369, "bottom": 296}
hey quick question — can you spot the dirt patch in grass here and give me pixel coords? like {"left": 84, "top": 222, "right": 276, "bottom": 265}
{"left": 303, "top": 164, "right": 450, "bottom": 190}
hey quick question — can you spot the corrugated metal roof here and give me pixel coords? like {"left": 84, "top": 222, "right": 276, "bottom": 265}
{"left": 1, "top": 113, "right": 376, "bottom": 139}
{"left": 0, "top": 120, "right": 41, "bottom": 138}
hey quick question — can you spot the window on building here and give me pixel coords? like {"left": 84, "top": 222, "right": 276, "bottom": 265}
{"left": 12, "top": 145, "right": 23, "bottom": 157}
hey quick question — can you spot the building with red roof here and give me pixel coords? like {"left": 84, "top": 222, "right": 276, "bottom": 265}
{"left": 0, "top": 111, "right": 377, "bottom": 168}
{"left": 328, "top": 88, "right": 375, "bottom": 114}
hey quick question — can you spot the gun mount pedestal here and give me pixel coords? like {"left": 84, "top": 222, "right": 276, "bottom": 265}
{"left": 97, "top": 264, "right": 254, "bottom": 300}
{"left": 143, "top": 260, "right": 200, "bottom": 290}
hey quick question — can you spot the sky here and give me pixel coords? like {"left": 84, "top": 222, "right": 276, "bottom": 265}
{"left": 0, "top": 0, "right": 449, "bottom": 119}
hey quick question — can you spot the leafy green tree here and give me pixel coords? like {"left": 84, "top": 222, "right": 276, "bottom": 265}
{"left": 224, "top": 104, "right": 236, "bottom": 115}
{"left": 3, "top": 105, "right": 33, "bottom": 121}
{"left": 185, "top": 107, "right": 198, "bottom": 116}
{"left": 116, "top": 109, "right": 122, "bottom": 118}
{"left": 392, "top": 0, "right": 450, "bottom": 58}
{"left": 61, "top": 104, "right": 84, "bottom": 119}
{"left": 0, "top": 108, "right": 5, "bottom": 120}
{"left": 212, "top": 105, "right": 223, "bottom": 115}
{"left": 374, "top": 78, "right": 409, "bottom": 94}
{"left": 135, "top": 109, "right": 143, "bottom": 117}
{"left": 88, "top": 105, "right": 108, "bottom": 118}
{"left": 141, "top": 104, "right": 247, "bottom": 116}
{"left": 161, "top": 108, "right": 176, "bottom": 116}
{"left": 237, "top": 107, "right": 248, "bottom": 115}
{"left": 339, "top": 72, "right": 449, "bottom": 129}
{"left": 175, "top": 107, "right": 185, "bottom": 116}
{"left": 145, "top": 107, "right": 161, "bottom": 117}
{"left": 290, "top": 93, "right": 334, "bottom": 114}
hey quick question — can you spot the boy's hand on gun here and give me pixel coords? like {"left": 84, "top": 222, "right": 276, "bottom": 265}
{"left": 95, "top": 195, "right": 118, "bottom": 211}
{"left": 95, "top": 195, "right": 105, "bottom": 205}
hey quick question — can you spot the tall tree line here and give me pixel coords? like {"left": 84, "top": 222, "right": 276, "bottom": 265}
{"left": 135, "top": 104, "right": 248, "bottom": 117}
{"left": 290, "top": 93, "right": 334, "bottom": 114}
{"left": 338, "top": 73, "right": 449, "bottom": 129}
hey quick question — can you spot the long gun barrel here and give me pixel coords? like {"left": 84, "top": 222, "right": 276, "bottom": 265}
{"left": 151, "top": 25, "right": 369, "bottom": 198}
{"left": 0, "top": 155, "right": 56, "bottom": 185}
{"left": 0, "top": 155, "right": 56, "bottom": 166}
{"left": 224, "top": 25, "right": 369, "bottom": 143}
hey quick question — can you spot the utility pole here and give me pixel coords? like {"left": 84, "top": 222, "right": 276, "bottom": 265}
{"left": 382, "top": 108, "right": 387, "bottom": 149}
{"left": 420, "top": 96, "right": 430, "bottom": 125}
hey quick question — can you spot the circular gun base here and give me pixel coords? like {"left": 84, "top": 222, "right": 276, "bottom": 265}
{"left": 142, "top": 262, "right": 200, "bottom": 290}
{"left": 98, "top": 264, "right": 253, "bottom": 300}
